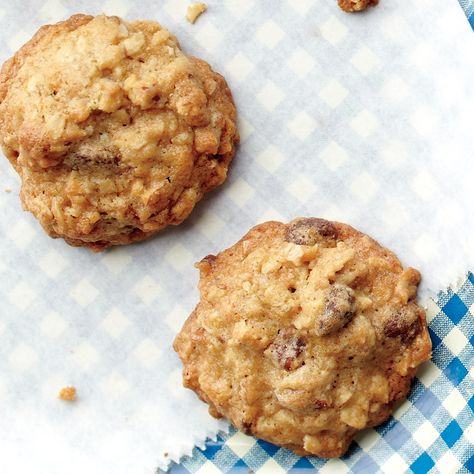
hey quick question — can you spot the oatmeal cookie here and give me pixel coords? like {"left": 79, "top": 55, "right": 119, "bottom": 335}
{"left": 174, "top": 218, "right": 431, "bottom": 457}
{"left": 0, "top": 14, "right": 238, "bottom": 250}
{"left": 338, "top": 0, "right": 379, "bottom": 12}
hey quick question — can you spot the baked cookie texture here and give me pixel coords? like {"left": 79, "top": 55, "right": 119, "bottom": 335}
{"left": 174, "top": 218, "right": 431, "bottom": 457}
{"left": 0, "top": 14, "right": 238, "bottom": 250}
{"left": 338, "top": 0, "right": 379, "bottom": 12}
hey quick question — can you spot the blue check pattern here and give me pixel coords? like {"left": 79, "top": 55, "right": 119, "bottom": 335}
{"left": 167, "top": 5, "right": 474, "bottom": 473}
{"left": 460, "top": 0, "right": 474, "bottom": 28}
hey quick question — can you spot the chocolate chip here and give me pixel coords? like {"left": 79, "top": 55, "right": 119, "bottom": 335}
{"left": 197, "top": 255, "right": 217, "bottom": 274}
{"left": 316, "top": 284, "right": 356, "bottom": 336}
{"left": 285, "top": 218, "right": 338, "bottom": 246}
{"left": 268, "top": 328, "right": 306, "bottom": 371}
{"left": 384, "top": 307, "right": 420, "bottom": 343}
{"left": 241, "top": 421, "right": 252, "bottom": 434}
{"left": 201, "top": 254, "right": 217, "bottom": 265}
{"left": 314, "top": 399, "right": 329, "bottom": 409}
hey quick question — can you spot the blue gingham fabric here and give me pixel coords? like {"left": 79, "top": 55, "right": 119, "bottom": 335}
{"left": 166, "top": 6, "right": 474, "bottom": 472}
{"left": 460, "top": 0, "right": 474, "bottom": 27}
{"left": 169, "top": 273, "right": 474, "bottom": 473}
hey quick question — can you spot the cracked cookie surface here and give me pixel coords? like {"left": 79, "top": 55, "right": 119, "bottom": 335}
{"left": 174, "top": 218, "right": 431, "bottom": 457}
{"left": 0, "top": 14, "right": 238, "bottom": 250}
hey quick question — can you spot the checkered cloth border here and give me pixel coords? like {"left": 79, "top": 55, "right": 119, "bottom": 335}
{"left": 459, "top": 0, "right": 474, "bottom": 27}
{"left": 166, "top": 5, "right": 474, "bottom": 474}
{"left": 167, "top": 273, "right": 474, "bottom": 473}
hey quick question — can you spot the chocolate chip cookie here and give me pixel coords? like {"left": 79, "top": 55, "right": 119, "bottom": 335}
{"left": 174, "top": 218, "right": 431, "bottom": 457}
{"left": 0, "top": 14, "right": 238, "bottom": 250}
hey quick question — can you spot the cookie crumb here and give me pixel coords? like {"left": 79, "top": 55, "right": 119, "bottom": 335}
{"left": 4, "top": 188, "right": 12, "bottom": 193}
{"left": 58, "top": 386, "right": 76, "bottom": 401}
{"left": 338, "top": 0, "right": 378, "bottom": 12}
{"left": 187, "top": 3, "right": 207, "bottom": 24}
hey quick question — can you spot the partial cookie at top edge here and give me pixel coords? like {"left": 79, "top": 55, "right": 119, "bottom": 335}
{"left": 338, "top": 0, "right": 379, "bottom": 13}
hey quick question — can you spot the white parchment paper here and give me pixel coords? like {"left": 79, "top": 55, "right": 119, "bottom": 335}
{"left": 0, "top": 0, "right": 473, "bottom": 472}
